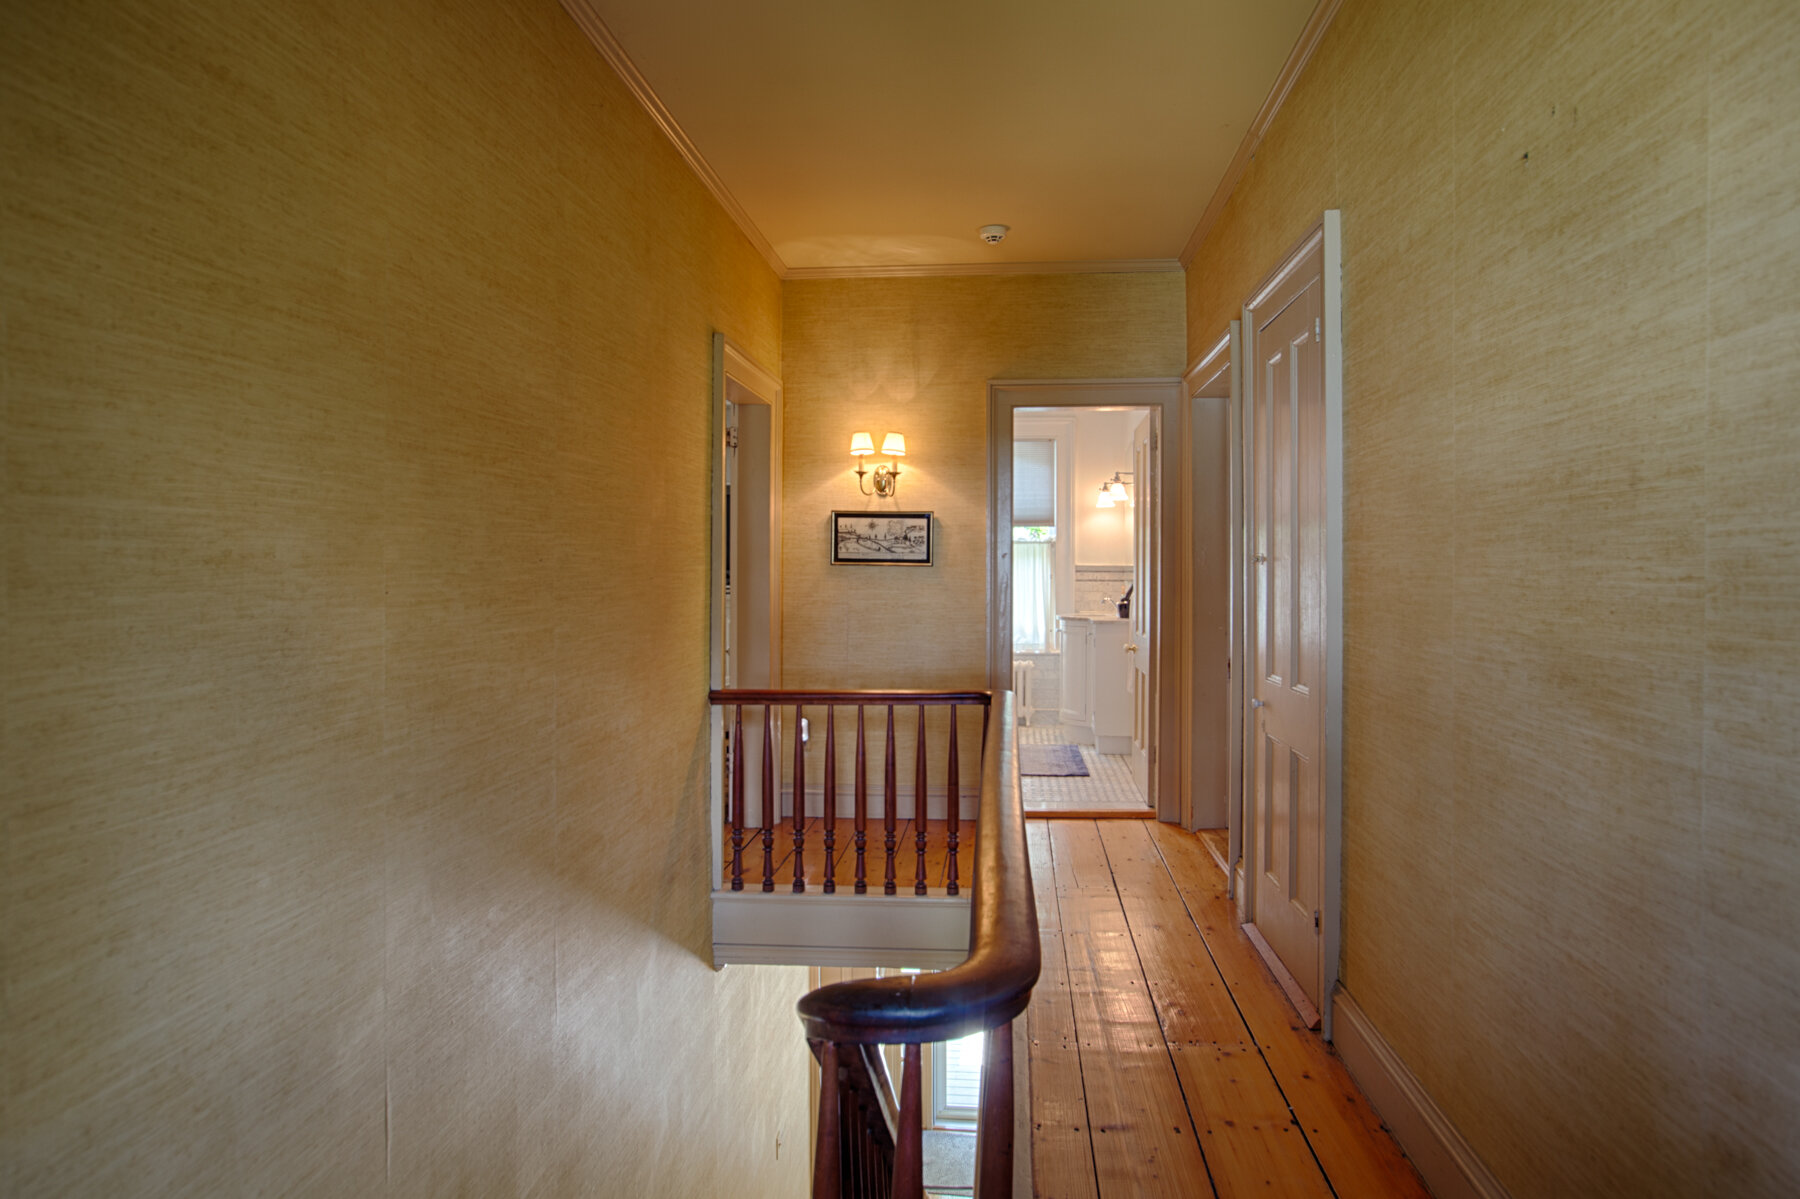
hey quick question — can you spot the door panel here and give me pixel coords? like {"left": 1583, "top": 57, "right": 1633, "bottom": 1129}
{"left": 1249, "top": 263, "right": 1325, "bottom": 1009}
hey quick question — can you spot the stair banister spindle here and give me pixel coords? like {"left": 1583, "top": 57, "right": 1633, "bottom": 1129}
{"left": 761, "top": 705, "right": 776, "bottom": 892}
{"left": 973, "top": 1019, "right": 1014, "bottom": 1198}
{"left": 945, "top": 706, "right": 960, "bottom": 896}
{"left": 854, "top": 707, "right": 868, "bottom": 894}
{"left": 814, "top": 1041, "right": 841, "bottom": 1199}
{"left": 914, "top": 704, "right": 928, "bottom": 895}
{"left": 882, "top": 704, "right": 897, "bottom": 895}
{"left": 892, "top": 1044, "right": 924, "bottom": 1199}
{"left": 792, "top": 704, "right": 807, "bottom": 892}
{"left": 822, "top": 707, "right": 838, "bottom": 894}
{"left": 729, "top": 704, "right": 745, "bottom": 891}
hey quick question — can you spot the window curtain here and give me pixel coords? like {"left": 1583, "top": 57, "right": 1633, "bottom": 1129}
{"left": 1013, "top": 540, "right": 1056, "bottom": 652}
{"left": 1012, "top": 440, "right": 1056, "bottom": 526}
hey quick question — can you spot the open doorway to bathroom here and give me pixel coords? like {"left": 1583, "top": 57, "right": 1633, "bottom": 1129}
{"left": 1010, "top": 405, "right": 1153, "bottom": 816}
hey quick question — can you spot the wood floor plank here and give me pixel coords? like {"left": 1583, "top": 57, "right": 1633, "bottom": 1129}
{"left": 1047, "top": 820, "right": 1115, "bottom": 896}
{"left": 1167, "top": 1043, "right": 1333, "bottom": 1199}
{"left": 1028, "top": 820, "right": 1062, "bottom": 934}
{"left": 1090, "top": 817, "right": 1169, "bottom": 890}
{"left": 1027, "top": 928, "right": 1098, "bottom": 1199}
{"left": 1098, "top": 821, "right": 1335, "bottom": 1199}
{"left": 1095, "top": 822, "right": 1246, "bottom": 1046}
{"left": 1147, "top": 823, "right": 1431, "bottom": 1199}
{"left": 1058, "top": 883, "right": 1213, "bottom": 1198}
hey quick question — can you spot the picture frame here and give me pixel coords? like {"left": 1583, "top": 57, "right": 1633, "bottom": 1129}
{"left": 831, "top": 511, "right": 933, "bottom": 566}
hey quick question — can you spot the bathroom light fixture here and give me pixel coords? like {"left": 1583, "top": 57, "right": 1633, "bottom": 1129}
{"left": 1095, "top": 471, "right": 1133, "bottom": 508}
{"left": 851, "top": 431, "right": 906, "bottom": 498}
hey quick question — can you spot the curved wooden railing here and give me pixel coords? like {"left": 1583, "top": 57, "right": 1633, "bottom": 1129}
{"left": 798, "top": 691, "right": 1040, "bottom": 1199}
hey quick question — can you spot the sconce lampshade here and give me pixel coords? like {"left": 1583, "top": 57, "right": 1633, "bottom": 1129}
{"left": 850, "top": 431, "right": 875, "bottom": 457}
{"left": 1106, "top": 478, "right": 1130, "bottom": 503}
{"left": 880, "top": 432, "right": 906, "bottom": 457}
{"left": 1096, "top": 485, "right": 1115, "bottom": 509}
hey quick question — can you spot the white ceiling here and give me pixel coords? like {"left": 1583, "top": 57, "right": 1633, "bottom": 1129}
{"left": 574, "top": 0, "right": 1320, "bottom": 275}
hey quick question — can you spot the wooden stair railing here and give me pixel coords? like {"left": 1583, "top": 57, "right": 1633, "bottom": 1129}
{"left": 817, "top": 1041, "right": 901, "bottom": 1198}
{"left": 799, "top": 691, "right": 1039, "bottom": 1199}
{"left": 708, "top": 689, "right": 991, "bottom": 895}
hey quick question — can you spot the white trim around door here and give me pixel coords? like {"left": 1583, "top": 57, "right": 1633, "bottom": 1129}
{"left": 987, "top": 379, "right": 1185, "bottom": 823}
{"left": 710, "top": 334, "right": 783, "bottom": 901}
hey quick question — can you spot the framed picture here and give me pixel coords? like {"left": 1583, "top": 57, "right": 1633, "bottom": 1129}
{"left": 832, "top": 511, "right": 933, "bottom": 566}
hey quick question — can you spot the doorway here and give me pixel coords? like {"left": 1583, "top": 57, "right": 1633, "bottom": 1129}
{"left": 988, "top": 380, "right": 1183, "bottom": 822}
{"left": 710, "top": 335, "right": 782, "bottom": 875}
{"left": 1011, "top": 405, "right": 1152, "bottom": 815}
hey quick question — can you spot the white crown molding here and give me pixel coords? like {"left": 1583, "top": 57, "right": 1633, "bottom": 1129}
{"left": 559, "top": 0, "right": 787, "bottom": 277}
{"left": 785, "top": 258, "right": 1183, "bottom": 281}
{"left": 1178, "top": 0, "right": 1343, "bottom": 268}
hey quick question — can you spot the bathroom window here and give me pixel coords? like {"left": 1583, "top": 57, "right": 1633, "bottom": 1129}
{"left": 1013, "top": 438, "right": 1058, "bottom": 653}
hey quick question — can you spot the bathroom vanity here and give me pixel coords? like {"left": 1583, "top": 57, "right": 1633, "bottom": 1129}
{"left": 1055, "top": 613, "right": 1133, "bottom": 754}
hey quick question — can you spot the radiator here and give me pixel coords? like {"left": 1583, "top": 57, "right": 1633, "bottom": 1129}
{"left": 1010, "top": 659, "right": 1035, "bottom": 725}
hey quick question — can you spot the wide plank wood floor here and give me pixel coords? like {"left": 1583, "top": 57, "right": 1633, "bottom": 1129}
{"left": 1027, "top": 819, "right": 1431, "bottom": 1199}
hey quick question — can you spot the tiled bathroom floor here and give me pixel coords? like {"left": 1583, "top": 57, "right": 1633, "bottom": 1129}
{"left": 1019, "top": 723, "right": 1150, "bottom": 814}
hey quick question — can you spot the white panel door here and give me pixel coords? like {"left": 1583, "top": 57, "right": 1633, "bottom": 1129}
{"left": 1248, "top": 261, "right": 1326, "bottom": 1009}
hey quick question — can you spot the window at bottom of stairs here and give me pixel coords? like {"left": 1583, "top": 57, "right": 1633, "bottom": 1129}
{"left": 932, "top": 1029, "right": 983, "bottom": 1128}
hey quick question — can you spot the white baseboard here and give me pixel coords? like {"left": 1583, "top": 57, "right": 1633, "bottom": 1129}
{"left": 1329, "top": 987, "right": 1512, "bottom": 1199}
{"left": 1242, "top": 922, "right": 1320, "bottom": 1029}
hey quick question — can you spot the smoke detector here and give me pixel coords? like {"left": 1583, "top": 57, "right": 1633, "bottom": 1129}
{"left": 978, "top": 224, "right": 1010, "bottom": 245}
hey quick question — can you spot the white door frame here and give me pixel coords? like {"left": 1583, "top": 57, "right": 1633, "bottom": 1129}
{"left": 710, "top": 334, "right": 782, "bottom": 890}
{"left": 987, "top": 379, "right": 1185, "bottom": 823}
{"left": 1182, "top": 325, "right": 1240, "bottom": 845}
{"left": 1237, "top": 214, "right": 1344, "bottom": 1033}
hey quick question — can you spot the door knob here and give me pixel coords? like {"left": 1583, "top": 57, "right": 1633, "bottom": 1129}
{"left": 1250, "top": 698, "right": 1266, "bottom": 709}
{"left": 1253, "top": 554, "right": 1268, "bottom": 564}
{"left": 1124, "top": 643, "right": 1138, "bottom": 653}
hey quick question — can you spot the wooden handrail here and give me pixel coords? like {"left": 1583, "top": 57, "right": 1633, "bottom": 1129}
{"left": 710, "top": 687, "right": 992, "bottom": 706}
{"left": 708, "top": 688, "right": 1038, "bottom": 1197}
{"left": 796, "top": 690, "right": 1039, "bottom": 1046}
{"left": 798, "top": 691, "right": 1037, "bottom": 1198}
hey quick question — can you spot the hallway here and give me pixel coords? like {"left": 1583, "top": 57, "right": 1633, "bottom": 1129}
{"left": 1026, "top": 819, "right": 1429, "bottom": 1198}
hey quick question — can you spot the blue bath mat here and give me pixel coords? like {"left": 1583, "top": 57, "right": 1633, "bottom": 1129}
{"left": 1019, "top": 744, "right": 1089, "bottom": 777}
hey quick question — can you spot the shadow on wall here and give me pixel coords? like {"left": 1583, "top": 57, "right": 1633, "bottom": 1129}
{"left": 518, "top": 706, "right": 718, "bottom": 967}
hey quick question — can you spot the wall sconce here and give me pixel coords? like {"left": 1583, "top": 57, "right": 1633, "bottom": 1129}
{"left": 851, "top": 431, "right": 906, "bottom": 497}
{"left": 1095, "top": 471, "right": 1133, "bottom": 508}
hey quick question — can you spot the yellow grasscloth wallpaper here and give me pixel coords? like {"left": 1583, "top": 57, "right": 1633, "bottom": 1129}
{"left": 781, "top": 274, "right": 1185, "bottom": 692}
{"left": 1, "top": 0, "right": 806, "bottom": 1194}
{"left": 1185, "top": 1, "right": 1799, "bottom": 1195}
